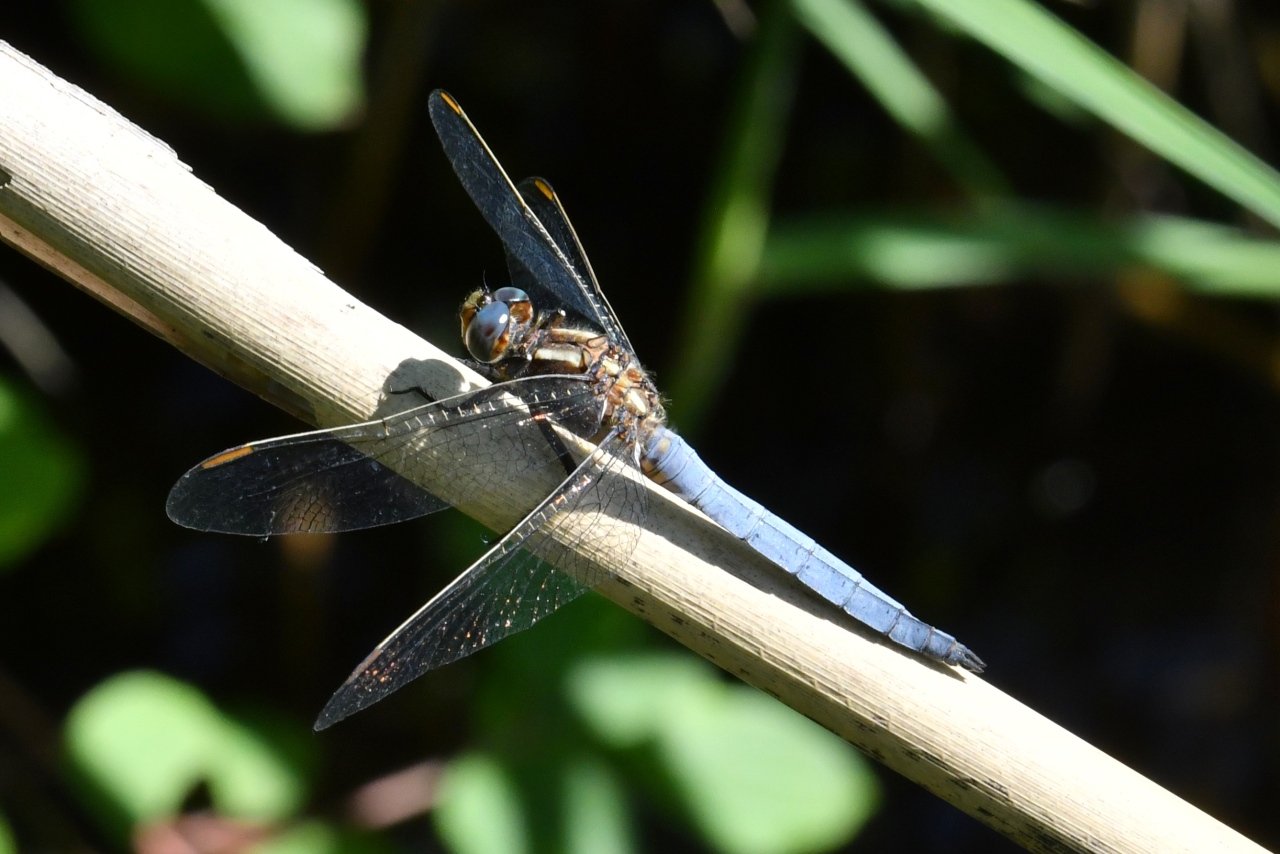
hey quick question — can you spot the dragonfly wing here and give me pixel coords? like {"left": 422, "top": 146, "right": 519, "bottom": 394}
{"left": 167, "top": 433, "right": 447, "bottom": 535}
{"left": 428, "top": 90, "right": 617, "bottom": 335}
{"left": 503, "top": 245, "right": 541, "bottom": 306}
{"left": 167, "top": 375, "right": 603, "bottom": 535}
{"left": 514, "top": 176, "right": 633, "bottom": 353}
{"left": 314, "top": 427, "right": 647, "bottom": 728}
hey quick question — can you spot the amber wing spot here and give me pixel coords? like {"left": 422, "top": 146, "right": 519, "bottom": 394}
{"left": 202, "top": 445, "right": 255, "bottom": 468}
{"left": 440, "top": 91, "right": 463, "bottom": 115}
{"left": 533, "top": 178, "right": 555, "bottom": 200}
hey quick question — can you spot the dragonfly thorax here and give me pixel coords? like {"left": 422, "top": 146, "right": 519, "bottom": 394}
{"left": 458, "top": 287, "right": 667, "bottom": 442}
{"left": 587, "top": 346, "right": 667, "bottom": 442}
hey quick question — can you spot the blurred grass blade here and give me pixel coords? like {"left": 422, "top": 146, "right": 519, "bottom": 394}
{"left": 667, "top": 0, "right": 800, "bottom": 433}
{"left": 792, "top": 0, "right": 1007, "bottom": 198}
{"left": 899, "top": 0, "right": 1280, "bottom": 229}
{"left": 759, "top": 204, "right": 1280, "bottom": 295}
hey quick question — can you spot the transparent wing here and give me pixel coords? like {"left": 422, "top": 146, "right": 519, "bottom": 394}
{"left": 428, "top": 90, "right": 627, "bottom": 343}
{"left": 166, "top": 375, "right": 603, "bottom": 535}
{"left": 314, "top": 428, "right": 647, "bottom": 729}
{"left": 514, "top": 176, "right": 633, "bottom": 354}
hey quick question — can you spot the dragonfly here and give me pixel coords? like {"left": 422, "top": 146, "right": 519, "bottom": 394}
{"left": 168, "top": 90, "right": 984, "bottom": 730}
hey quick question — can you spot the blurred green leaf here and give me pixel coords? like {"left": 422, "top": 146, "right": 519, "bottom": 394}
{"left": 251, "top": 821, "right": 338, "bottom": 854}
{"left": 246, "top": 821, "right": 397, "bottom": 854}
{"left": 563, "top": 757, "right": 635, "bottom": 854}
{"left": 0, "top": 811, "right": 14, "bottom": 854}
{"left": 64, "top": 671, "right": 306, "bottom": 830}
{"left": 896, "top": 0, "right": 1280, "bottom": 229}
{"left": 211, "top": 718, "right": 308, "bottom": 819}
{"left": 760, "top": 205, "right": 1280, "bottom": 294}
{"left": 566, "top": 655, "right": 711, "bottom": 748}
{"left": 0, "top": 378, "right": 83, "bottom": 570}
{"left": 791, "top": 0, "right": 1006, "bottom": 197}
{"left": 70, "top": 0, "right": 365, "bottom": 130}
{"left": 204, "top": 0, "right": 366, "bottom": 129}
{"left": 568, "top": 655, "right": 878, "bottom": 854}
{"left": 663, "top": 690, "right": 876, "bottom": 854}
{"left": 247, "top": 821, "right": 393, "bottom": 854}
{"left": 435, "top": 753, "right": 528, "bottom": 854}
{"left": 71, "top": 0, "right": 267, "bottom": 120}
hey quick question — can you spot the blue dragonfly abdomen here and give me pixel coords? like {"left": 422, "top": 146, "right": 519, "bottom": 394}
{"left": 642, "top": 427, "right": 984, "bottom": 672}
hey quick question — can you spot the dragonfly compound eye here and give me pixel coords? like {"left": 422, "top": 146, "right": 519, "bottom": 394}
{"left": 493, "top": 287, "right": 534, "bottom": 326}
{"left": 465, "top": 300, "right": 515, "bottom": 362}
{"left": 492, "top": 286, "right": 529, "bottom": 304}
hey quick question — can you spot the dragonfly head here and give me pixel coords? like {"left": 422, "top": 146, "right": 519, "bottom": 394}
{"left": 460, "top": 286, "right": 534, "bottom": 363}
